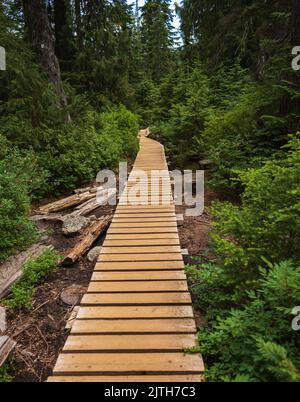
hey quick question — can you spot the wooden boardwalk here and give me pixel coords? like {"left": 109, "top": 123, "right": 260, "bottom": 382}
{"left": 48, "top": 132, "right": 204, "bottom": 382}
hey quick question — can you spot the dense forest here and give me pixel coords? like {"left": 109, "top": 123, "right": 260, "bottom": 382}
{"left": 0, "top": 0, "right": 300, "bottom": 382}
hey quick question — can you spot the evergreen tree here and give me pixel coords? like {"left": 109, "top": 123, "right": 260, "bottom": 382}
{"left": 72, "top": 0, "right": 135, "bottom": 106}
{"left": 140, "top": 0, "right": 174, "bottom": 83}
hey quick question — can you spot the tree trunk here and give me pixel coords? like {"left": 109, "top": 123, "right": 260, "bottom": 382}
{"left": 75, "top": 0, "right": 83, "bottom": 49}
{"left": 62, "top": 216, "right": 113, "bottom": 266}
{"left": 291, "top": 0, "right": 300, "bottom": 45}
{"left": 54, "top": 0, "right": 74, "bottom": 69}
{"left": 22, "top": 0, "right": 70, "bottom": 119}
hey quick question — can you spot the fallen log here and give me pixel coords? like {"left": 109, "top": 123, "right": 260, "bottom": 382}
{"left": 73, "top": 188, "right": 117, "bottom": 216}
{"left": 0, "top": 244, "right": 54, "bottom": 300}
{"left": 38, "top": 192, "right": 95, "bottom": 214}
{"left": 0, "top": 336, "right": 16, "bottom": 367}
{"left": 74, "top": 186, "right": 91, "bottom": 194}
{"left": 62, "top": 215, "right": 113, "bottom": 266}
{"left": 29, "top": 214, "right": 64, "bottom": 223}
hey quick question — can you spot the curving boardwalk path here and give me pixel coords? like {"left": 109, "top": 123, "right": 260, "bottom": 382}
{"left": 48, "top": 132, "right": 204, "bottom": 382}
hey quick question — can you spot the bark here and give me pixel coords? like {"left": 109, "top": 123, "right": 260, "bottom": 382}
{"left": 54, "top": 0, "right": 73, "bottom": 66}
{"left": 62, "top": 215, "right": 113, "bottom": 266}
{"left": 38, "top": 191, "right": 96, "bottom": 214}
{"left": 22, "top": 0, "right": 70, "bottom": 118}
{"left": 0, "top": 245, "right": 54, "bottom": 300}
{"left": 0, "top": 336, "right": 16, "bottom": 367}
{"left": 73, "top": 188, "right": 116, "bottom": 217}
{"left": 75, "top": 0, "right": 83, "bottom": 49}
{"left": 291, "top": 0, "right": 300, "bottom": 45}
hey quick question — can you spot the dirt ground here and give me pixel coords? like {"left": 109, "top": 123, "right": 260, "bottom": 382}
{"left": 2, "top": 180, "right": 214, "bottom": 382}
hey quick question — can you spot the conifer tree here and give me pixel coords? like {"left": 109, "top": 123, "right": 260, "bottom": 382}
{"left": 140, "top": 0, "right": 174, "bottom": 83}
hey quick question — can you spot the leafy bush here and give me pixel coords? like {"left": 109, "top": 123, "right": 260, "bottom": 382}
{"left": 0, "top": 137, "right": 39, "bottom": 262}
{"left": 187, "top": 136, "right": 300, "bottom": 381}
{"left": 193, "top": 261, "right": 300, "bottom": 382}
{"left": 38, "top": 106, "right": 139, "bottom": 192}
{"left": 4, "top": 249, "right": 59, "bottom": 310}
{"left": 196, "top": 82, "right": 287, "bottom": 189}
{"left": 209, "top": 135, "right": 300, "bottom": 288}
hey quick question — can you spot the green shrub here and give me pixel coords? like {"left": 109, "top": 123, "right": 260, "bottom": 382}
{"left": 190, "top": 261, "right": 300, "bottom": 382}
{"left": 187, "top": 136, "right": 300, "bottom": 381}
{"left": 0, "top": 137, "right": 38, "bottom": 262}
{"left": 0, "top": 364, "right": 13, "bottom": 383}
{"left": 4, "top": 249, "right": 59, "bottom": 310}
{"left": 196, "top": 83, "right": 287, "bottom": 189}
{"left": 37, "top": 106, "right": 139, "bottom": 192}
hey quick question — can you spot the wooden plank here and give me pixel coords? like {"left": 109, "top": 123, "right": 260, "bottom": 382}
{"left": 48, "top": 375, "right": 203, "bottom": 382}
{"left": 101, "top": 246, "right": 181, "bottom": 254}
{"left": 118, "top": 203, "right": 174, "bottom": 207}
{"left": 95, "top": 261, "right": 185, "bottom": 271}
{"left": 121, "top": 189, "right": 172, "bottom": 193}
{"left": 132, "top": 193, "right": 172, "bottom": 196}
{"left": 112, "top": 217, "right": 177, "bottom": 223}
{"left": 53, "top": 353, "right": 204, "bottom": 374}
{"left": 105, "top": 233, "right": 179, "bottom": 240}
{"left": 98, "top": 254, "right": 183, "bottom": 262}
{"left": 108, "top": 228, "right": 178, "bottom": 234}
{"left": 63, "top": 334, "right": 197, "bottom": 352}
{"left": 91, "top": 271, "right": 187, "bottom": 281}
{"left": 77, "top": 305, "right": 195, "bottom": 319}
{"left": 88, "top": 281, "right": 188, "bottom": 292}
{"left": 116, "top": 206, "right": 175, "bottom": 212}
{"left": 103, "top": 239, "right": 180, "bottom": 247}
{"left": 110, "top": 222, "right": 177, "bottom": 228}
{"left": 114, "top": 214, "right": 175, "bottom": 218}
{"left": 71, "top": 318, "right": 197, "bottom": 334}
{"left": 81, "top": 293, "right": 192, "bottom": 306}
